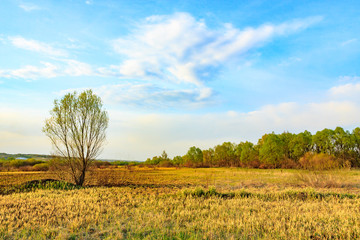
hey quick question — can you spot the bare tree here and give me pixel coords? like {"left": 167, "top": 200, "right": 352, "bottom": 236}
{"left": 43, "top": 89, "right": 109, "bottom": 186}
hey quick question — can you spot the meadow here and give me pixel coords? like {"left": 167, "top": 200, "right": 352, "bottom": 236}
{"left": 0, "top": 167, "right": 359, "bottom": 239}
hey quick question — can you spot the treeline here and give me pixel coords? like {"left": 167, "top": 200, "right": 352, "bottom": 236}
{"left": 0, "top": 158, "right": 49, "bottom": 171}
{"left": 145, "top": 127, "right": 360, "bottom": 169}
{"left": 0, "top": 158, "right": 140, "bottom": 171}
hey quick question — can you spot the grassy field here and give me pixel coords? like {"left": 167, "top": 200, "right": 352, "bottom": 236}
{"left": 0, "top": 167, "right": 360, "bottom": 239}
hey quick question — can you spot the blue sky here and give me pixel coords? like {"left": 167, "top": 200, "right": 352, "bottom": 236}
{"left": 1, "top": 0, "right": 360, "bottom": 160}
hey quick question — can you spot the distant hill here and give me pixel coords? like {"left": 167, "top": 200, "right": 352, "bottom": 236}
{"left": 0, "top": 153, "right": 53, "bottom": 160}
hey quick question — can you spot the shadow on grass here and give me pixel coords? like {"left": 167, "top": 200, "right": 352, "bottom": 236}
{"left": 0, "top": 179, "right": 81, "bottom": 195}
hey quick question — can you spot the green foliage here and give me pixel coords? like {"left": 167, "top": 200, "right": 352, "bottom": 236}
{"left": 202, "top": 148, "right": 215, "bottom": 167}
{"left": 312, "top": 128, "right": 335, "bottom": 154}
{"left": 43, "top": 89, "right": 109, "bottom": 186}
{"left": 0, "top": 158, "right": 47, "bottom": 170}
{"left": 21, "top": 179, "right": 80, "bottom": 191}
{"left": 145, "top": 126, "right": 360, "bottom": 169}
{"left": 145, "top": 151, "right": 171, "bottom": 166}
{"left": 182, "top": 187, "right": 235, "bottom": 198}
{"left": 289, "top": 130, "right": 312, "bottom": 161}
{"left": 214, "top": 142, "right": 237, "bottom": 167}
{"left": 172, "top": 156, "right": 184, "bottom": 166}
{"left": 32, "top": 163, "right": 50, "bottom": 171}
{"left": 109, "top": 160, "right": 141, "bottom": 166}
{"left": 239, "top": 141, "right": 258, "bottom": 166}
{"left": 184, "top": 146, "right": 203, "bottom": 167}
{"left": 259, "top": 133, "right": 285, "bottom": 167}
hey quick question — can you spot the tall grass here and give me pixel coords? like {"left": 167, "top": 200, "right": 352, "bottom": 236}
{"left": 0, "top": 186, "right": 359, "bottom": 239}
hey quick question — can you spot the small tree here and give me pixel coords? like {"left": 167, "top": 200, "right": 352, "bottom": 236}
{"left": 43, "top": 89, "right": 109, "bottom": 186}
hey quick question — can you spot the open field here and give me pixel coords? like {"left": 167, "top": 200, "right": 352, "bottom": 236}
{"left": 1, "top": 168, "right": 360, "bottom": 239}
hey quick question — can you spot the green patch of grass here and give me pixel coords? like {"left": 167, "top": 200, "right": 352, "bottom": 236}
{"left": 0, "top": 179, "right": 81, "bottom": 195}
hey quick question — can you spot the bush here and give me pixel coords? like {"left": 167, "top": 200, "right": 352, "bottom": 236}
{"left": 246, "top": 159, "right": 261, "bottom": 168}
{"left": 159, "top": 160, "right": 174, "bottom": 167}
{"left": 281, "top": 159, "right": 299, "bottom": 169}
{"left": 92, "top": 160, "right": 111, "bottom": 168}
{"left": 32, "top": 163, "right": 50, "bottom": 171}
{"left": 299, "top": 153, "right": 339, "bottom": 170}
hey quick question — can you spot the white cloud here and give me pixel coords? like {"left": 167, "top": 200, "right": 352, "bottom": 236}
{"left": 329, "top": 81, "right": 360, "bottom": 101}
{"left": 112, "top": 13, "right": 322, "bottom": 87}
{"left": 0, "top": 60, "right": 93, "bottom": 80}
{"left": 59, "top": 83, "right": 214, "bottom": 108}
{"left": 0, "top": 62, "right": 58, "bottom": 80}
{"left": 19, "top": 3, "right": 40, "bottom": 12}
{"left": 62, "top": 59, "right": 93, "bottom": 76}
{"left": 9, "top": 36, "right": 68, "bottom": 57}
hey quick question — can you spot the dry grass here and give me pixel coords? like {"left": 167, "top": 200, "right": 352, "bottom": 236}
{"left": 0, "top": 167, "right": 360, "bottom": 239}
{"left": 0, "top": 187, "right": 359, "bottom": 239}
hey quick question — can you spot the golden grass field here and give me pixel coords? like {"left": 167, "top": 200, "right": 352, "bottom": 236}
{"left": 0, "top": 167, "right": 360, "bottom": 239}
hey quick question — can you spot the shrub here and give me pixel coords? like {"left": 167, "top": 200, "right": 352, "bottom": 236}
{"left": 281, "top": 159, "right": 299, "bottom": 169}
{"left": 92, "top": 160, "right": 111, "bottom": 168}
{"left": 299, "top": 152, "right": 339, "bottom": 170}
{"left": 247, "top": 159, "right": 261, "bottom": 168}
{"left": 159, "top": 160, "right": 173, "bottom": 167}
{"left": 32, "top": 163, "right": 50, "bottom": 171}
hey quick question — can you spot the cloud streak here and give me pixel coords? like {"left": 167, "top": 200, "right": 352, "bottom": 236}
{"left": 0, "top": 14, "right": 321, "bottom": 107}
{"left": 59, "top": 83, "right": 214, "bottom": 108}
{"left": 18, "top": 3, "right": 40, "bottom": 12}
{"left": 9, "top": 36, "right": 68, "bottom": 57}
{"left": 0, "top": 60, "right": 93, "bottom": 80}
{"left": 112, "top": 13, "right": 322, "bottom": 86}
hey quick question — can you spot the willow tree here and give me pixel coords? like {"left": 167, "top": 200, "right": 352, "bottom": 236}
{"left": 43, "top": 90, "right": 109, "bottom": 186}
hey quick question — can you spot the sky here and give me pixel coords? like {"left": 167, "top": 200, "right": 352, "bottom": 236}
{"left": 1, "top": 0, "right": 360, "bottom": 160}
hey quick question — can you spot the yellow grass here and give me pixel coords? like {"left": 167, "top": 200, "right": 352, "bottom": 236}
{"left": 0, "top": 167, "right": 360, "bottom": 239}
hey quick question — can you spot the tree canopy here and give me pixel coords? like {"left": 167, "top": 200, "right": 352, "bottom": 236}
{"left": 43, "top": 89, "right": 108, "bottom": 186}
{"left": 145, "top": 126, "right": 360, "bottom": 169}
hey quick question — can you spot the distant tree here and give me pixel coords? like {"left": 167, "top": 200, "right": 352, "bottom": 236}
{"left": 333, "top": 127, "right": 352, "bottom": 164}
{"left": 239, "top": 141, "right": 258, "bottom": 166}
{"left": 43, "top": 90, "right": 109, "bottom": 186}
{"left": 185, "top": 146, "right": 203, "bottom": 167}
{"left": 289, "top": 131, "right": 312, "bottom": 161}
{"left": 214, "top": 142, "right": 237, "bottom": 167}
{"left": 160, "top": 150, "right": 170, "bottom": 161}
{"left": 351, "top": 127, "right": 360, "bottom": 167}
{"left": 202, "top": 148, "right": 215, "bottom": 167}
{"left": 259, "top": 133, "right": 285, "bottom": 167}
{"left": 172, "top": 156, "right": 184, "bottom": 166}
{"left": 312, "top": 128, "right": 335, "bottom": 155}
{"left": 279, "top": 132, "right": 295, "bottom": 160}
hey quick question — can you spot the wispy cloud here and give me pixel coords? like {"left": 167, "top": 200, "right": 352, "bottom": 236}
{"left": 112, "top": 13, "right": 322, "bottom": 87}
{"left": 59, "top": 83, "right": 214, "bottom": 108}
{"left": 1, "top": 14, "right": 322, "bottom": 108}
{"left": 19, "top": 3, "right": 40, "bottom": 12}
{"left": 0, "top": 60, "right": 93, "bottom": 80}
{"left": 329, "top": 80, "right": 360, "bottom": 102}
{"left": 9, "top": 36, "right": 68, "bottom": 57}
{"left": 341, "top": 38, "right": 358, "bottom": 46}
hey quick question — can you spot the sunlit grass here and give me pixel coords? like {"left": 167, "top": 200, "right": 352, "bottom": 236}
{"left": 1, "top": 186, "right": 359, "bottom": 239}
{"left": 0, "top": 167, "right": 360, "bottom": 239}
